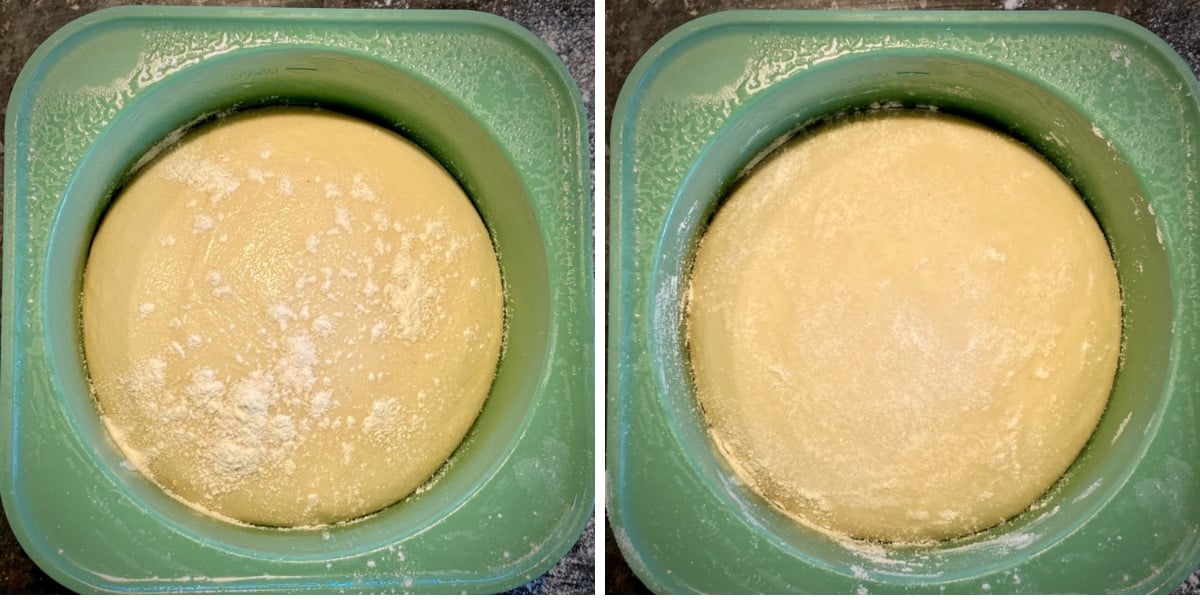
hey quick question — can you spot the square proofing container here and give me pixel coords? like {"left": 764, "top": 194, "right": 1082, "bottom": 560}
{"left": 3, "top": 6, "right": 592, "bottom": 593}
{"left": 609, "top": 10, "right": 1200, "bottom": 594}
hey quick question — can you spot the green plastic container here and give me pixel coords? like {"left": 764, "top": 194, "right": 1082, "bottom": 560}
{"left": 3, "top": 6, "right": 591, "bottom": 593}
{"left": 609, "top": 10, "right": 1200, "bottom": 594}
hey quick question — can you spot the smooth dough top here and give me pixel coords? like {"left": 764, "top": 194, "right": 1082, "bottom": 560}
{"left": 687, "top": 111, "right": 1122, "bottom": 543}
{"left": 82, "top": 108, "right": 504, "bottom": 527}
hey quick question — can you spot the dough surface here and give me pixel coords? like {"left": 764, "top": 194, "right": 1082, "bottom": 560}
{"left": 83, "top": 108, "right": 504, "bottom": 527}
{"left": 687, "top": 111, "right": 1121, "bottom": 543}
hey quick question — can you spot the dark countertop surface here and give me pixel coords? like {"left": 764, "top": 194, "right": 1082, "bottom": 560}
{"left": 0, "top": 0, "right": 593, "bottom": 594}
{"left": 605, "top": 0, "right": 1199, "bottom": 595}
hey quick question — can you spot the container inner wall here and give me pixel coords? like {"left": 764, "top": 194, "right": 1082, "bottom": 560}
{"left": 649, "top": 52, "right": 1171, "bottom": 581}
{"left": 44, "top": 47, "right": 550, "bottom": 558}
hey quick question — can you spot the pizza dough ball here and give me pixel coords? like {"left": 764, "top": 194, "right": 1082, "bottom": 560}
{"left": 82, "top": 108, "right": 504, "bottom": 527}
{"left": 687, "top": 110, "right": 1122, "bottom": 543}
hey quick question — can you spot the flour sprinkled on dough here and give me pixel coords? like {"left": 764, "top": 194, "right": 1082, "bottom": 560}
{"left": 82, "top": 108, "right": 504, "bottom": 527}
{"left": 687, "top": 110, "right": 1121, "bottom": 543}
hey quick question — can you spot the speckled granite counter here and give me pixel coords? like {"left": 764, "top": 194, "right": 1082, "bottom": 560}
{"left": 604, "top": 0, "right": 1199, "bottom": 594}
{"left": 0, "top": 0, "right": 593, "bottom": 594}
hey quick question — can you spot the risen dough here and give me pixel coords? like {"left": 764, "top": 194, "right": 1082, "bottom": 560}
{"left": 83, "top": 108, "right": 504, "bottom": 527}
{"left": 687, "top": 111, "right": 1121, "bottom": 543}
